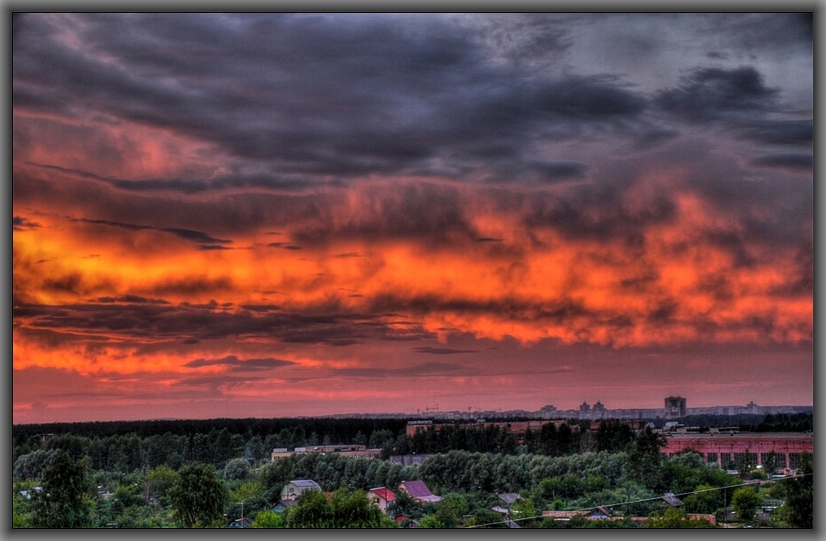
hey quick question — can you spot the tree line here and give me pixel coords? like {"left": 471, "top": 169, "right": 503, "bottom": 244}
{"left": 12, "top": 416, "right": 813, "bottom": 528}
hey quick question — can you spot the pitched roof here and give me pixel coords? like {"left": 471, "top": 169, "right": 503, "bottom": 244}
{"left": 274, "top": 499, "right": 297, "bottom": 509}
{"left": 368, "top": 487, "right": 397, "bottom": 502}
{"left": 289, "top": 479, "right": 321, "bottom": 489}
{"left": 399, "top": 480, "right": 434, "bottom": 499}
{"left": 662, "top": 492, "right": 684, "bottom": 507}
{"left": 497, "top": 492, "right": 521, "bottom": 505}
{"left": 399, "top": 480, "right": 441, "bottom": 502}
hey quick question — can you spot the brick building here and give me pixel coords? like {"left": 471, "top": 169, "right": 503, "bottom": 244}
{"left": 661, "top": 432, "right": 813, "bottom": 471}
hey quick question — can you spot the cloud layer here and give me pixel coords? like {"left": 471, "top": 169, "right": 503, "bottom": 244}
{"left": 13, "top": 13, "right": 812, "bottom": 423}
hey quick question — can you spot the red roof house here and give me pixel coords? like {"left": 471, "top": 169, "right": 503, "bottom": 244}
{"left": 367, "top": 486, "right": 397, "bottom": 513}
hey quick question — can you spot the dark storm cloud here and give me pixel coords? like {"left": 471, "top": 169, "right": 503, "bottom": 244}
{"left": 655, "top": 66, "right": 777, "bottom": 122}
{"left": 184, "top": 355, "right": 294, "bottom": 371}
{"left": 267, "top": 243, "right": 303, "bottom": 250}
{"left": 25, "top": 161, "right": 323, "bottom": 194}
{"left": 484, "top": 161, "right": 588, "bottom": 185}
{"left": 750, "top": 153, "right": 813, "bottom": 170}
{"left": 705, "top": 13, "right": 813, "bottom": 55}
{"left": 291, "top": 183, "right": 479, "bottom": 248}
{"left": 13, "top": 164, "right": 319, "bottom": 239}
{"left": 13, "top": 216, "right": 40, "bottom": 230}
{"left": 13, "top": 14, "right": 650, "bottom": 189}
{"left": 13, "top": 300, "right": 417, "bottom": 347}
{"left": 95, "top": 295, "right": 170, "bottom": 304}
{"left": 76, "top": 218, "right": 231, "bottom": 245}
{"left": 521, "top": 188, "right": 676, "bottom": 242}
{"left": 733, "top": 120, "right": 812, "bottom": 146}
{"left": 413, "top": 346, "right": 478, "bottom": 355}
{"left": 369, "top": 293, "right": 596, "bottom": 325}
{"left": 239, "top": 303, "right": 281, "bottom": 312}
{"left": 631, "top": 128, "right": 680, "bottom": 149}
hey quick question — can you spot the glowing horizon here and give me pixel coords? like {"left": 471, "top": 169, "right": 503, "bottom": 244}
{"left": 13, "top": 13, "right": 813, "bottom": 424}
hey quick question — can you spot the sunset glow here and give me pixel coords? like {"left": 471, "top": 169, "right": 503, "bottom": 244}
{"left": 13, "top": 13, "right": 812, "bottom": 423}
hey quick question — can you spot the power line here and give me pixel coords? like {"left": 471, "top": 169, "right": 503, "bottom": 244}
{"left": 464, "top": 473, "right": 811, "bottom": 528}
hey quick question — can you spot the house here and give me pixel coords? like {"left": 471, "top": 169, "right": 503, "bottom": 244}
{"left": 280, "top": 479, "right": 321, "bottom": 501}
{"left": 367, "top": 487, "right": 396, "bottom": 513}
{"left": 662, "top": 492, "right": 684, "bottom": 507}
{"left": 272, "top": 499, "right": 298, "bottom": 513}
{"left": 497, "top": 492, "right": 521, "bottom": 506}
{"left": 18, "top": 487, "right": 41, "bottom": 500}
{"left": 395, "top": 515, "right": 419, "bottom": 528}
{"left": 228, "top": 517, "right": 253, "bottom": 528}
{"left": 398, "top": 480, "right": 441, "bottom": 503}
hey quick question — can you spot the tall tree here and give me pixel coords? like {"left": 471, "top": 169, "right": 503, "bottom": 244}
{"left": 29, "top": 450, "right": 93, "bottom": 528}
{"left": 628, "top": 427, "right": 666, "bottom": 490}
{"left": 168, "top": 462, "right": 228, "bottom": 528}
{"left": 286, "top": 489, "right": 333, "bottom": 528}
{"left": 731, "top": 487, "right": 761, "bottom": 523}
{"left": 782, "top": 452, "right": 813, "bottom": 528}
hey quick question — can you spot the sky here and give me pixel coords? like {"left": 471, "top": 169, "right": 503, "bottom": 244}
{"left": 12, "top": 13, "right": 813, "bottom": 424}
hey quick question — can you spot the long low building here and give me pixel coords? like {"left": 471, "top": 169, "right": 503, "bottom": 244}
{"left": 405, "top": 419, "right": 571, "bottom": 438}
{"left": 271, "top": 444, "right": 381, "bottom": 461}
{"left": 661, "top": 432, "right": 813, "bottom": 471}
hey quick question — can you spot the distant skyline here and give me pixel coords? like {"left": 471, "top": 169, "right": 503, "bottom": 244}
{"left": 13, "top": 13, "right": 812, "bottom": 424}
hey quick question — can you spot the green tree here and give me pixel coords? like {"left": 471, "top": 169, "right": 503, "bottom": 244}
{"left": 227, "top": 480, "right": 268, "bottom": 521}
{"left": 29, "top": 450, "right": 93, "bottom": 528}
{"left": 353, "top": 431, "right": 368, "bottom": 446}
{"left": 287, "top": 489, "right": 333, "bottom": 528}
{"left": 387, "top": 488, "right": 426, "bottom": 520}
{"left": 467, "top": 508, "right": 508, "bottom": 528}
{"left": 595, "top": 420, "right": 635, "bottom": 452}
{"left": 223, "top": 457, "right": 251, "bottom": 480}
{"left": 369, "top": 429, "right": 396, "bottom": 449}
{"left": 682, "top": 484, "right": 723, "bottom": 515}
{"left": 252, "top": 510, "right": 285, "bottom": 528}
{"left": 286, "top": 486, "right": 399, "bottom": 528}
{"left": 422, "top": 493, "right": 468, "bottom": 528}
{"left": 782, "top": 452, "right": 813, "bottom": 528}
{"left": 13, "top": 449, "right": 58, "bottom": 480}
{"left": 628, "top": 427, "right": 666, "bottom": 490}
{"left": 509, "top": 496, "right": 537, "bottom": 525}
{"left": 168, "top": 462, "right": 229, "bottom": 528}
{"left": 260, "top": 456, "right": 294, "bottom": 502}
{"left": 13, "top": 499, "right": 27, "bottom": 528}
{"left": 731, "top": 487, "right": 761, "bottom": 523}
{"left": 329, "top": 487, "right": 397, "bottom": 528}
{"left": 142, "top": 465, "right": 178, "bottom": 504}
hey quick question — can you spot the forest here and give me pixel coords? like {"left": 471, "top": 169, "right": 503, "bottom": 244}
{"left": 12, "top": 414, "right": 813, "bottom": 528}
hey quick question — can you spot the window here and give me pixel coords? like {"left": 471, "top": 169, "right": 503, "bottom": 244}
{"left": 789, "top": 453, "right": 800, "bottom": 470}
{"left": 761, "top": 452, "right": 786, "bottom": 469}
{"left": 720, "top": 453, "right": 732, "bottom": 468}
{"left": 706, "top": 452, "right": 718, "bottom": 464}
